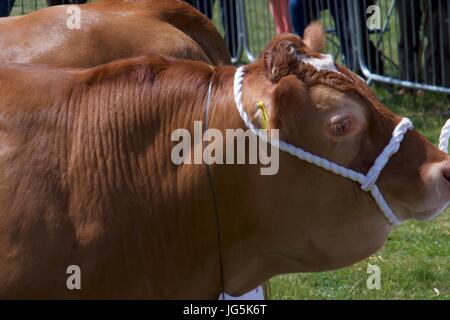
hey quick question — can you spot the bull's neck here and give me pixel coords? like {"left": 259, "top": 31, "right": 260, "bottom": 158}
{"left": 63, "top": 63, "right": 241, "bottom": 298}
{"left": 166, "top": 64, "right": 392, "bottom": 296}
{"left": 158, "top": 64, "right": 271, "bottom": 296}
{"left": 203, "top": 66, "right": 277, "bottom": 295}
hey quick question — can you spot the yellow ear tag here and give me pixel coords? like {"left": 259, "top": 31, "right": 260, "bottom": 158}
{"left": 256, "top": 101, "right": 270, "bottom": 130}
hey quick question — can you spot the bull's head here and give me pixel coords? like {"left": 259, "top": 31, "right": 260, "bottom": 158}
{"left": 222, "top": 23, "right": 450, "bottom": 294}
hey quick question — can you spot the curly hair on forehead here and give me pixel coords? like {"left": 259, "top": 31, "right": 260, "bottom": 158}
{"left": 297, "top": 64, "right": 357, "bottom": 92}
{"left": 296, "top": 62, "right": 393, "bottom": 118}
{"left": 290, "top": 63, "right": 397, "bottom": 140}
{"left": 261, "top": 34, "right": 374, "bottom": 98}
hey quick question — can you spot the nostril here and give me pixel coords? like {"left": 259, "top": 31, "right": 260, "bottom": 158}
{"left": 442, "top": 166, "right": 450, "bottom": 183}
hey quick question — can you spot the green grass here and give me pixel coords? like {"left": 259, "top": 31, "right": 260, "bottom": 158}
{"left": 11, "top": 0, "right": 450, "bottom": 300}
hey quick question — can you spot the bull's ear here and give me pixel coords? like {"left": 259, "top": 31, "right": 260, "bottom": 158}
{"left": 263, "top": 34, "right": 304, "bottom": 83}
{"left": 268, "top": 75, "right": 309, "bottom": 131}
{"left": 303, "top": 22, "right": 326, "bottom": 52}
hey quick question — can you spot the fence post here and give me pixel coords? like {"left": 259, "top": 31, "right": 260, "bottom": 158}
{"left": 239, "top": 0, "right": 256, "bottom": 62}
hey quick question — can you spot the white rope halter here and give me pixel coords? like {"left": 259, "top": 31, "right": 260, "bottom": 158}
{"left": 439, "top": 119, "right": 450, "bottom": 153}
{"left": 233, "top": 66, "right": 414, "bottom": 225}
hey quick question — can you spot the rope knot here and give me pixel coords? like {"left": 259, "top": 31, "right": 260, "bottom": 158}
{"left": 361, "top": 178, "right": 375, "bottom": 192}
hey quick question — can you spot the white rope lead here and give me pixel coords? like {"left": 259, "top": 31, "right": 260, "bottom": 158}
{"left": 233, "top": 66, "right": 414, "bottom": 226}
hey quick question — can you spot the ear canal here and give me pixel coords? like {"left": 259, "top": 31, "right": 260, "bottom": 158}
{"left": 303, "top": 21, "right": 326, "bottom": 52}
{"left": 269, "top": 75, "right": 308, "bottom": 131}
{"left": 263, "top": 34, "right": 304, "bottom": 83}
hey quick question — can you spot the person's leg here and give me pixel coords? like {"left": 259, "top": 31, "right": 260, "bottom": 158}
{"left": 439, "top": 0, "right": 450, "bottom": 87}
{"left": 269, "top": 0, "right": 285, "bottom": 34}
{"left": 281, "top": 0, "right": 293, "bottom": 33}
{"left": 351, "top": 0, "right": 385, "bottom": 74}
{"left": 47, "top": 0, "right": 88, "bottom": 5}
{"left": 270, "top": 0, "right": 293, "bottom": 34}
{"left": 396, "top": 0, "right": 421, "bottom": 81}
{"left": 183, "top": 0, "right": 213, "bottom": 19}
{"left": 289, "top": 0, "right": 305, "bottom": 36}
{"left": 220, "top": 0, "right": 238, "bottom": 58}
{"left": 197, "top": 0, "right": 213, "bottom": 20}
{"left": 0, "top": 0, "right": 15, "bottom": 17}
{"left": 205, "top": 0, "right": 213, "bottom": 20}
{"left": 329, "top": 0, "right": 352, "bottom": 67}
{"left": 425, "top": 0, "right": 450, "bottom": 86}
{"left": 289, "top": 0, "right": 316, "bottom": 37}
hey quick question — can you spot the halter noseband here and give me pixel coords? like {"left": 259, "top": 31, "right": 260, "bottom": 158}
{"left": 233, "top": 66, "right": 413, "bottom": 225}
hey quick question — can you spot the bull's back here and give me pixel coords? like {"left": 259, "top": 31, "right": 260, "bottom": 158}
{"left": 0, "top": 1, "right": 224, "bottom": 67}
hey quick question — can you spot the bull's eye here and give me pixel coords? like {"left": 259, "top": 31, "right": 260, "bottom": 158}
{"left": 328, "top": 116, "right": 352, "bottom": 137}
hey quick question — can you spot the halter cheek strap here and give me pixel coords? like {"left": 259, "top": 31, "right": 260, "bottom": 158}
{"left": 233, "top": 66, "right": 413, "bottom": 226}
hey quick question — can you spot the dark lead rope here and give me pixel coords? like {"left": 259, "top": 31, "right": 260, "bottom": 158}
{"left": 203, "top": 76, "right": 226, "bottom": 299}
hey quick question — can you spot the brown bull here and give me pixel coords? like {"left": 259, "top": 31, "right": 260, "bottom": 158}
{"left": 0, "top": 0, "right": 231, "bottom": 66}
{"left": 0, "top": 24, "right": 448, "bottom": 298}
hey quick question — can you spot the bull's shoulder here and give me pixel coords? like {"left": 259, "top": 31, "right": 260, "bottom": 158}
{"left": 0, "top": 63, "right": 75, "bottom": 112}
